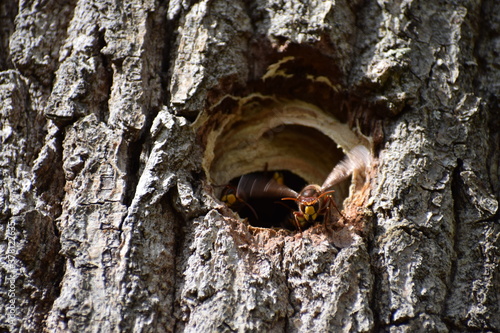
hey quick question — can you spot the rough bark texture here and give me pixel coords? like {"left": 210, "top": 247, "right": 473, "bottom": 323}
{"left": 0, "top": 1, "right": 499, "bottom": 333}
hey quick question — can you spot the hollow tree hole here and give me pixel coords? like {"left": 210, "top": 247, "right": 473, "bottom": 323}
{"left": 194, "top": 51, "right": 374, "bottom": 231}
{"left": 196, "top": 95, "right": 366, "bottom": 230}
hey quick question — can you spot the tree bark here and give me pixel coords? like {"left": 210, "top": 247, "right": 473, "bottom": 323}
{"left": 1, "top": 0, "right": 499, "bottom": 332}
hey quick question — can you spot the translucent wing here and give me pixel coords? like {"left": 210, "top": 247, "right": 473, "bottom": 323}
{"left": 237, "top": 173, "right": 298, "bottom": 200}
{"left": 321, "top": 145, "right": 371, "bottom": 191}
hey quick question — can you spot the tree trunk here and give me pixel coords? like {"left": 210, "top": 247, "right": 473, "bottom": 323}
{"left": 1, "top": 0, "right": 499, "bottom": 332}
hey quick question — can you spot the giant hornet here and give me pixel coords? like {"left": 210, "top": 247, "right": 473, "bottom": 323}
{"left": 235, "top": 145, "right": 371, "bottom": 231}
{"left": 220, "top": 170, "right": 288, "bottom": 226}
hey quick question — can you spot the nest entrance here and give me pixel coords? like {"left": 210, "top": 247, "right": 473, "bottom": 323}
{"left": 195, "top": 95, "right": 364, "bottom": 229}
{"left": 192, "top": 51, "right": 375, "bottom": 230}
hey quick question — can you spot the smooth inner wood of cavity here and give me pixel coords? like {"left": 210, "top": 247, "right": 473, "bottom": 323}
{"left": 199, "top": 95, "right": 363, "bottom": 186}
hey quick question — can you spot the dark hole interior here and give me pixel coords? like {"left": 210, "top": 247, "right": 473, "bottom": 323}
{"left": 225, "top": 170, "right": 307, "bottom": 230}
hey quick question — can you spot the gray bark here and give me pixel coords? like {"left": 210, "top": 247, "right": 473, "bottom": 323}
{"left": 1, "top": 0, "right": 499, "bottom": 332}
